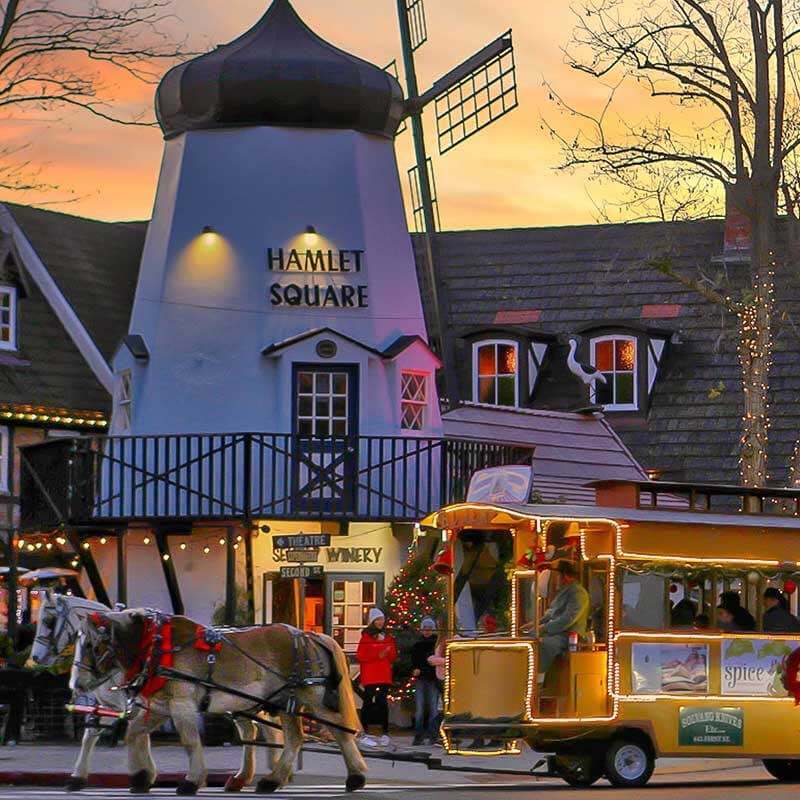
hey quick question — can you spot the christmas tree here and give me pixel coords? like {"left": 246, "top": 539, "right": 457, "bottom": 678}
{"left": 386, "top": 540, "right": 447, "bottom": 703}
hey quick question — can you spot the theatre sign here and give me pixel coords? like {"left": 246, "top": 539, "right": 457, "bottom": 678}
{"left": 268, "top": 246, "right": 369, "bottom": 309}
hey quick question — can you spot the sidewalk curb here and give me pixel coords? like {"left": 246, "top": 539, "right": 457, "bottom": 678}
{"left": 0, "top": 771, "right": 231, "bottom": 788}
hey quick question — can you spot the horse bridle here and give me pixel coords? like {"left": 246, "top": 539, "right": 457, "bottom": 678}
{"left": 34, "top": 596, "right": 82, "bottom": 656}
{"left": 72, "top": 623, "right": 120, "bottom": 692}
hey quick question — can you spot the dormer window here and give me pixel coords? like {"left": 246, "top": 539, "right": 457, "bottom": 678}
{"left": 0, "top": 286, "right": 17, "bottom": 351}
{"left": 473, "top": 340, "right": 518, "bottom": 407}
{"left": 590, "top": 335, "right": 637, "bottom": 410}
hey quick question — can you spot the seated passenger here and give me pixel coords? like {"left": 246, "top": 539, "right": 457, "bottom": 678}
{"left": 719, "top": 591, "right": 756, "bottom": 631}
{"left": 693, "top": 613, "right": 710, "bottom": 630}
{"left": 763, "top": 588, "right": 800, "bottom": 633}
{"left": 717, "top": 605, "right": 753, "bottom": 632}
{"left": 670, "top": 598, "right": 697, "bottom": 628}
{"left": 522, "top": 560, "right": 590, "bottom": 686}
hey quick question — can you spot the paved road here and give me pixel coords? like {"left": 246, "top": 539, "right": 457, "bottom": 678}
{"left": 0, "top": 765, "right": 790, "bottom": 799}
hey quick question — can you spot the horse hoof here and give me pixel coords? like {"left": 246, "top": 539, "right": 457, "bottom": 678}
{"left": 255, "top": 778, "right": 281, "bottom": 794}
{"left": 224, "top": 776, "right": 246, "bottom": 792}
{"left": 176, "top": 780, "right": 199, "bottom": 796}
{"left": 65, "top": 777, "right": 88, "bottom": 792}
{"left": 346, "top": 774, "right": 367, "bottom": 792}
{"left": 130, "top": 770, "right": 152, "bottom": 794}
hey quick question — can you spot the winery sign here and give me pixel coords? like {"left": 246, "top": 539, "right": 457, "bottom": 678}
{"left": 268, "top": 247, "right": 368, "bottom": 309}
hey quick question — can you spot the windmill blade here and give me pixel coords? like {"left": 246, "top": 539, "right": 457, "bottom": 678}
{"left": 408, "top": 158, "right": 441, "bottom": 233}
{"left": 412, "top": 31, "right": 518, "bottom": 155}
{"left": 384, "top": 60, "right": 408, "bottom": 135}
{"left": 405, "top": 0, "right": 428, "bottom": 51}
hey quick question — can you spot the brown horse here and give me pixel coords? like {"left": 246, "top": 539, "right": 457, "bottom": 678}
{"left": 73, "top": 610, "right": 366, "bottom": 795}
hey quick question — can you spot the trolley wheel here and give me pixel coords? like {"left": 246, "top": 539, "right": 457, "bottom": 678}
{"left": 552, "top": 753, "right": 602, "bottom": 787}
{"left": 763, "top": 759, "right": 800, "bottom": 782}
{"left": 603, "top": 738, "right": 654, "bottom": 788}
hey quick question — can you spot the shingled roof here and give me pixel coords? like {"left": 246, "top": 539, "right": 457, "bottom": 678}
{"left": 416, "top": 220, "right": 800, "bottom": 487}
{"left": 442, "top": 403, "right": 648, "bottom": 504}
{"left": 0, "top": 204, "right": 146, "bottom": 416}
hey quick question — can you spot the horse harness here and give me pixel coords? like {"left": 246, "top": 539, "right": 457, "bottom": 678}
{"left": 94, "top": 612, "right": 340, "bottom": 721}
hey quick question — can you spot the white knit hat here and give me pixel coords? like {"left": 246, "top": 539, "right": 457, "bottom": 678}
{"left": 421, "top": 617, "right": 436, "bottom": 630}
{"left": 367, "top": 607, "right": 385, "bottom": 624}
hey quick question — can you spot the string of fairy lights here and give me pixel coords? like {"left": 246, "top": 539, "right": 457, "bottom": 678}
{"left": 731, "top": 264, "right": 774, "bottom": 486}
{"left": 13, "top": 530, "right": 249, "bottom": 570}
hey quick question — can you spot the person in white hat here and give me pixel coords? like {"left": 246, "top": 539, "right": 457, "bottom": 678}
{"left": 356, "top": 607, "right": 396, "bottom": 748}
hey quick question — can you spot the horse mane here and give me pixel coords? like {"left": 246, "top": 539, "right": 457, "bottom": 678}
{"left": 56, "top": 594, "right": 110, "bottom": 614}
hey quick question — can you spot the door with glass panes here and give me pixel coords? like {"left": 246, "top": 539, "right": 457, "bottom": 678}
{"left": 292, "top": 365, "right": 359, "bottom": 514}
{"left": 327, "top": 574, "right": 384, "bottom": 653}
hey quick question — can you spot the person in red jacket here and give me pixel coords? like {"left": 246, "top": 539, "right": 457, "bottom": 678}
{"left": 356, "top": 607, "right": 397, "bottom": 747}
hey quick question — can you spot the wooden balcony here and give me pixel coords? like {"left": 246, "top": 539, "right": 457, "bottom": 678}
{"left": 20, "top": 433, "right": 530, "bottom": 530}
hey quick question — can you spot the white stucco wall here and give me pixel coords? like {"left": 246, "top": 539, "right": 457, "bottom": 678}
{"left": 116, "top": 125, "right": 433, "bottom": 437}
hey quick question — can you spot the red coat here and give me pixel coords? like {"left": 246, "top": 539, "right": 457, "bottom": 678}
{"left": 356, "top": 630, "right": 397, "bottom": 686}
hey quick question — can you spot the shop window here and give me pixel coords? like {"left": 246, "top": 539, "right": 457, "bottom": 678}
{"left": 472, "top": 340, "right": 518, "bottom": 407}
{"left": 590, "top": 335, "right": 637, "bottom": 410}
{"left": 0, "top": 286, "right": 16, "bottom": 351}
{"left": 400, "top": 371, "right": 427, "bottom": 430}
{"left": 331, "top": 577, "right": 378, "bottom": 653}
{"left": 0, "top": 425, "right": 8, "bottom": 493}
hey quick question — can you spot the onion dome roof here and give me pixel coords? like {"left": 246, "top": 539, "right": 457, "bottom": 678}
{"left": 156, "top": 0, "right": 405, "bottom": 139}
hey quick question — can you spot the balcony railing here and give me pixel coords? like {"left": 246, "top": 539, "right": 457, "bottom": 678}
{"left": 20, "top": 433, "right": 531, "bottom": 530}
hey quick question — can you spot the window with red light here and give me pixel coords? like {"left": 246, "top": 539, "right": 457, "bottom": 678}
{"left": 473, "top": 340, "right": 519, "bottom": 407}
{"left": 590, "top": 336, "right": 637, "bottom": 410}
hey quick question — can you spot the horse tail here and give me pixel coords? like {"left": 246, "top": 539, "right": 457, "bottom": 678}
{"left": 317, "top": 633, "right": 362, "bottom": 734}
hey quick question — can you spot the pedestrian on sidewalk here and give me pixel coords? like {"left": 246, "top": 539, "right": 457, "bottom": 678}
{"left": 356, "top": 607, "right": 397, "bottom": 748}
{"left": 410, "top": 617, "right": 441, "bottom": 746}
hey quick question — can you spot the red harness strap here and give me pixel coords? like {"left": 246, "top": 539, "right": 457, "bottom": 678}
{"left": 125, "top": 618, "right": 174, "bottom": 698}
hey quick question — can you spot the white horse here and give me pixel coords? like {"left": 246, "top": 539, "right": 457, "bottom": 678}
{"left": 72, "top": 610, "right": 366, "bottom": 795}
{"left": 30, "top": 590, "right": 278, "bottom": 793}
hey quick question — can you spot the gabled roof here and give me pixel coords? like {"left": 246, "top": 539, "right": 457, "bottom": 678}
{"left": 417, "top": 220, "right": 800, "bottom": 487}
{"left": 442, "top": 403, "right": 648, "bottom": 504}
{"left": 0, "top": 203, "right": 146, "bottom": 417}
{"left": 261, "top": 327, "right": 440, "bottom": 364}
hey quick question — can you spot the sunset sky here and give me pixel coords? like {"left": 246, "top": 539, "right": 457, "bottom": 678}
{"left": 1, "top": 0, "right": 701, "bottom": 229}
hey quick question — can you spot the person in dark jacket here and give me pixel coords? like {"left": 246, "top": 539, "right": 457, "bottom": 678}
{"left": 410, "top": 617, "right": 440, "bottom": 746}
{"left": 763, "top": 588, "right": 800, "bottom": 633}
{"left": 720, "top": 591, "right": 756, "bottom": 632}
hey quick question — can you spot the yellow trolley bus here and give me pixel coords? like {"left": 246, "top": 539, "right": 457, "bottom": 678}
{"left": 422, "top": 480, "right": 800, "bottom": 788}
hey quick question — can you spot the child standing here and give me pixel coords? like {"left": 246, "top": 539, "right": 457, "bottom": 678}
{"left": 356, "top": 607, "right": 397, "bottom": 747}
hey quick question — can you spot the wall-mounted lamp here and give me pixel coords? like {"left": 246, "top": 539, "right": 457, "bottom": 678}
{"left": 304, "top": 225, "right": 318, "bottom": 247}
{"left": 201, "top": 225, "right": 216, "bottom": 235}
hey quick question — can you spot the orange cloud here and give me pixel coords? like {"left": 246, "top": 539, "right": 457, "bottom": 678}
{"left": 0, "top": 0, "right": 713, "bottom": 228}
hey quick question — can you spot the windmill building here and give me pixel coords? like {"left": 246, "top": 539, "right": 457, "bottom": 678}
{"left": 12, "top": 0, "right": 670, "bottom": 638}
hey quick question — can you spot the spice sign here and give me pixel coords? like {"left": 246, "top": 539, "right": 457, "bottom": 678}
{"left": 280, "top": 565, "right": 324, "bottom": 579}
{"left": 679, "top": 707, "right": 744, "bottom": 747}
{"left": 721, "top": 637, "right": 800, "bottom": 697}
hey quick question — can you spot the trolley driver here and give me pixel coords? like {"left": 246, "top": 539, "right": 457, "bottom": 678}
{"left": 522, "top": 560, "right": 590, "bottom": 686}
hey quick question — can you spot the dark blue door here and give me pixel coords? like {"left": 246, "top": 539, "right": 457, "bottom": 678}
{"left": 292, "top": 365, "right": 359, "bottom": 514}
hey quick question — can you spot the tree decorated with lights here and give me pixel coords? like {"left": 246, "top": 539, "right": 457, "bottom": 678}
{"left": 386, "top": 542, "right": 447, "bottom": 702}
{"left": 546, "top": 0, "right": 800, "bottom": 488}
